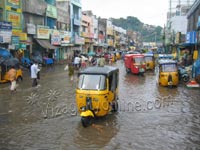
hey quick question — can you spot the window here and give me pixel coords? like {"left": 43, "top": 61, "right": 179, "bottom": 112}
{"left": 144, "top": 56, "right": 152, "bottom": 62}
{"left": 134, "top": 57, "right": 145, "bottom": 63}
{"left": 162, "top": 64, "right": 177, "bottom": 72}
{"left": 78, "top": 75, "right": 106, "bottom": 90}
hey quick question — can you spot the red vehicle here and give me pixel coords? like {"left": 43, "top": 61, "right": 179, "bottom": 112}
{"left": 124, "top": 54, "right": 146, "bottom": 74}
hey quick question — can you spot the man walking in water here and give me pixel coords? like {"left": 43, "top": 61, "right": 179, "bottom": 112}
{"left": 31, "top": 61, "right": 40, "bottom": 87}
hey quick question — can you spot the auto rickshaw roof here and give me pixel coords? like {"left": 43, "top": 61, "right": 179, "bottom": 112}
{"left": 144, "top": 53, "right": 154, "bottom": 57}
{"left": 78, "top": 65, "right": 119, "bottom": 77}
{"left": 125, "top": 54, "right": 144, "bottom": 58}
{"left": 158, "top": 59, "right": 177, "bottom": 65}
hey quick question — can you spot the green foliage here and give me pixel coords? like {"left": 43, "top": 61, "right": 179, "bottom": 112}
{"left": 111, "top": 16, "right": 163, "bottom": 42}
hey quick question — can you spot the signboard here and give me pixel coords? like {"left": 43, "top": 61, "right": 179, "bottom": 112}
{"left": 11, "top": 36, "right": 19, "bottom": 49}
{"left": 51, "top": 30, "right": 61, "bottom": 45}
{"left": 19, "top": 43, "right": 26, "bottom": 50}
{"left": 198, "top": 16, "right": 200, "bottom": 29}
{"left": 0, "top": 21, "right": 12, "bottom": 43}
{"left": 75, "top": 35, "right": 84, "bottom": 45}
{"left": 11, "top": 36, "right": 19, "bottom": 45}
{"left": 186, "top": 31, "right": 197, "bottom": 44}
{"left": 46, "top": 4, "right": 57, "bottom": 19}
{"left": 27, "top": 23, "right": 36, "bottom": 35}
{"left": 19, "top": 32, "right": 27, "bottom": 41}
{"left": 7, "top": 11, "right": 21, "bottom": 30}
{"left": 7, "top": 0, "right": 20, "bottom": 6}
{"left": 37, "top": 25, "right": 50, "bottom": 39}
{"left": 60, "top": 31, "right": 70, "bottom": 46}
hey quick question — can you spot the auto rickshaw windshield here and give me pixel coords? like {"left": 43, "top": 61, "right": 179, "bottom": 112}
{"left": 161, "top": 64, "right": 177, "bottom": 72}
{"left": 78, "top": 74, "right": 106, "bottom": 90}
{"left": 134, "top": 57, "right": 145, "bottom": 63}
{"left": 144, "top": 56, "right": 153, "bottom": 61}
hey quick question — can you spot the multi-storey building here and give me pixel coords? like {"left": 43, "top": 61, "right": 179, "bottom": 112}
{"left": 56, "top": 0, "right": 71, "bottom": 60}
{"left": 187, "top": 0, "right": 200, "bottom": 59}
{"left": 98, "top": 18, "right": 107, "bottom": 52}
{"left": 70, "top": 0, "right": 84, "bottom": 54}
{"left": 82, "top": 11, "right": 98, "bottom": 53}
{"left": 0, "top": 0, "right": 24, "bottom": 52}
{"left": 81, "top": 11, "right": 93, "bottom": 54}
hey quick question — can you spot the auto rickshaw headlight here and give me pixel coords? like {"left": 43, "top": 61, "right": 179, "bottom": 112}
{"left": 81, "top": 106, "right": 86, "bottom": 111}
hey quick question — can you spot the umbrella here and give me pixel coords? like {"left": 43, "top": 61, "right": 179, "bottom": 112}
{"left": 32, "top": 51, "right": 42, "bottom": 57}
{"left": 0, "top": 48, "right": 12, "bottom": 59}
{"left": 32, "top": 55, "right": 43, "bottom": 63}
{"left": 0, "top": 58, "right": 5, "bottom": 64}
{"left": 81, "top": 55, "right": 88, "bottom": 61}
{"left": 88, "top": 51, "right": 95, "bottom": 56}
{"left": 3, "top": 58, "right": 19, "bottom": 68}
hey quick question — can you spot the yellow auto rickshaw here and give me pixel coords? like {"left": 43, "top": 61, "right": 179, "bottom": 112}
{"left": 0, "top": 58, "right": 23, "bottom": 83}
{"left": 144, "top": 53, "right": 155, "bottom": 70}
{"left": 110, "top": 53, "right": 116, "bottom": 63}
{"left": 115, "top": 52, "right": 121, "bottom": 60}
{"left": 156, "top": 59, "right": 179, "bottom": 87}
{"left": 76, "top": 65, "right": 119, "bottom": 127}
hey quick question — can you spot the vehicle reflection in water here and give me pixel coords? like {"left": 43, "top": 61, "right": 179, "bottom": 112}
{"left": 73, "top": 114, "right": 119, "bottom": 150}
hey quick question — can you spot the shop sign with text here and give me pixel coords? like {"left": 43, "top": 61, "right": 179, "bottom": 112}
{"left": 51, "top": 30, "right": 61, "bottom": 45}
{"left": 46, "top": 4, "right": 57, "bottom": 19}
{"left": 7, "top": 0, "right": 21, "bottom": 9}
{"left": 7, "top": 11, "right": 21, "bottom": 30}
{"left": 27, "top": 23, "right": 36, "bottom": 35}
{"left": 60, "top": 31, "right": 70, "bottom": 46}
{"left": 37, "top": 25, "right": 50, "bottom": 39}
{"left": 0, "top": 21, "right": 12, "bottom": 43}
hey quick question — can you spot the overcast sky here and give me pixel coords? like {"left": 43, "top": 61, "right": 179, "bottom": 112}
{"left": 82, "top": 0, "right": 169, "bottom": 27}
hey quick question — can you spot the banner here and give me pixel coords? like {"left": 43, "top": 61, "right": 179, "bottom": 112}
{"left": 0, "top": 21, "right": 12, "bottom": 43}
{"left": 37, "top": 25, "right": 50, "bottom": 39}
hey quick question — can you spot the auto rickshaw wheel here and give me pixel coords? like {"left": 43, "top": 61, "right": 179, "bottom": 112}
{"left": 126, "top": 68, "right": 130, "bottom": 73}
{"left": 81, "top": 117, "right": 93, "bottom": 128}
{"left": 112, "top": 101, "right": 118, "bottom": 112}
{"left": 182, "top": 75, "right": 189, "bottom": 83}
{"left": 17, "top": 76, "right": 23, "bottom": 82}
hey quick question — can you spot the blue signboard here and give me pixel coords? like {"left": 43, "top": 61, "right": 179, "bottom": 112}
{"left": 197, "top": 16, "right": 200, "bottom": 28}
{"left": 0, "top": 21, "right": 12, "bottom": 30}
{"left": 186, "top": 31, "right": 197, "bottom": 44}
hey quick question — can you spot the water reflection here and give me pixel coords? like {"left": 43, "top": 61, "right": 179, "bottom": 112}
{"left": 0, "top": 62, "right": 200, "bottom": 149}
{"left": 74, "top": 114, "right": 119, "bottom": 150}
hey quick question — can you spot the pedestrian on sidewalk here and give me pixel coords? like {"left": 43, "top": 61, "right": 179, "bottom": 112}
{"left": 8, "top": 66, "right": 17, "bottom": 93}
{"left": 31, "top": 61, "right": 40, "bottom": 87}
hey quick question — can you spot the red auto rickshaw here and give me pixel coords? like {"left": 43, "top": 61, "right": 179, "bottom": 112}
{"left": 124, "top": 54, "right": 146, "bottom": 75}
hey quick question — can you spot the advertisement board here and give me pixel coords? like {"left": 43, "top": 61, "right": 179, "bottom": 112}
{"left": 51, "top": 30, "right": 61, "bottom": 45}
{"left": 37, "top": 25, "right": 50, "bottom": 39}
{"left": 186, "top": 31, "right": 197, "bottom": 44}
{"left": 46, "top": 4, "right": 57, "bottom": 19}
{"left": 0, "top": 21, "right": 12, "bottom": 43}
{"left": 60, "top": 31, "right": 70, "bottom": 46}
{"left": 27, "top": 23, "right": 36, "bottom": 35}
{"left": 7, "top": 11, "right": 21, "bottom": 30}
{"left": 7, "top": 0, "right": 21, "bottom": 9}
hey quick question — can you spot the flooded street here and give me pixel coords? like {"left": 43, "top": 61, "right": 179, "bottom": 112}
{"left": 0, "top": 61, "right": 200, "bottom": 150}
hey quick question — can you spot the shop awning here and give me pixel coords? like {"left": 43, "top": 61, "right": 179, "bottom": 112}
{"left": 36, "top": 39, "right": 58, "bottom": 49}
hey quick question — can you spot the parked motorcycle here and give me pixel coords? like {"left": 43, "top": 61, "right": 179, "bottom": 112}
{"left": 178, "top": 66, "right": 190, "bottom": 83}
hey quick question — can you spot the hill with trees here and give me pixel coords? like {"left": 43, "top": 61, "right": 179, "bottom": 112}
{"left": 111, "top": 16, "right": 163, "bottom": 42}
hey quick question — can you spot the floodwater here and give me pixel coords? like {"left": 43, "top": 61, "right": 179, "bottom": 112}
{"left": 0, "top": 61, "right": 200, "bottom": 150}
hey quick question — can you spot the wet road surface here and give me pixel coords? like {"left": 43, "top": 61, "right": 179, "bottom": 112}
{"left": 0, "top": 61, "right": 200, "bottom": 150}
